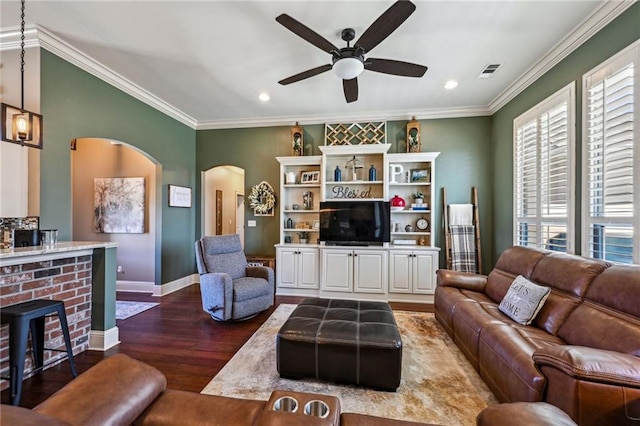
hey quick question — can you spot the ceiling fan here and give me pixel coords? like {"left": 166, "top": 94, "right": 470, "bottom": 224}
{"left": 276, "top": 0, "right": 427, "bottom": 103}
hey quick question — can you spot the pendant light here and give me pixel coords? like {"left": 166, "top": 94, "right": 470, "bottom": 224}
{"left": 1, "top": 0, "right": 43, "bottom": 149}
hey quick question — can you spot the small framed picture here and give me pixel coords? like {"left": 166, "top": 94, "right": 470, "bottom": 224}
{"left": 168, "top": 184, "right": 192, "bottom": 208}
{"left": 301, "top": 170, "right": 320, "bottom": 183}
{"left": 312, "top": 220, "right": 320, "bottom": 230}
{"left": 410, "top": 169, "right": 430, "bottom": 182}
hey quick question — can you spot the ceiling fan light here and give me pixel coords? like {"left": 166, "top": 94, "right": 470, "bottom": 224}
{"left": 333, "top": 57, "right": 364, "bottom": 80}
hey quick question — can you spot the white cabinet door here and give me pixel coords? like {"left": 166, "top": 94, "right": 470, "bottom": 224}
{"left": 276, "top": 247, "right": 319, "bottom": 289}
{"left": 413, "top": 252, "right": 436, "bottom": 294}
{"left": 388, "top": 250, "right": 412, "bottom": 293}
{"left": 353, "top": 250, "right": 387, "bottom": 293}
{"left": 298, "top": 248, "right": 319, "bottom": 289}
{"left": 321, "top": 249, "right": 353, "bottom": 292}
{"left": 277, "top": 248, "right": 298, "bottom": 288}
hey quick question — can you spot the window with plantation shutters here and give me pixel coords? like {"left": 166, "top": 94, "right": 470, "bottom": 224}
{"left": 583, "top": 41, "right": 639, "bottom": 265}
{"left": 514, "top": 84, "right": 575, "bottom": 253}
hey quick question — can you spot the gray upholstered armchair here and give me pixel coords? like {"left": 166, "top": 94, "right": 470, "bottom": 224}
{"left": 195, "top": 235, "right": 274, "bottom": 321}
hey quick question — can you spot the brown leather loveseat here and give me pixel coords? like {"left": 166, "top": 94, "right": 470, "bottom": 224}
{"left": 435, "top": 246, "right": 640, "bottom": 425}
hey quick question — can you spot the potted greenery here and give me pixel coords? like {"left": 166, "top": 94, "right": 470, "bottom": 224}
{"left": 298, "top": 231, "right": 310, "bottom": 244}
{"left": 411, "top": 191, "right": 425, "bottom": 205}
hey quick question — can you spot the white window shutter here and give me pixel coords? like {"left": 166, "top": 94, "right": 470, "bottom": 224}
{"left": 583, "top": 46, "right": 637, "bottom": 265}
{"left": 514, "top": 84, "right": 575, "bottom": 252}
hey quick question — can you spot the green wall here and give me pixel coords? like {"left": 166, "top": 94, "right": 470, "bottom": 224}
{"left": 196, "top": 117, "right": 493, "bottom": 269}
{"left": 40, "top": 50, "right": 196, "bottom": 284}
{"left": 491, "top": 3, "right": 640, "bottom": 261}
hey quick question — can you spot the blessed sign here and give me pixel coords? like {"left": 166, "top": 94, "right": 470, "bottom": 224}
{"left": 331, "top": 185, "right": 372, "bottom": 199}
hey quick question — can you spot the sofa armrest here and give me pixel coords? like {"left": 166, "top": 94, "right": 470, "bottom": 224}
{"left": 436, "top": 269, "right": 488, "bottom": 292}
{"left": 533, "top": 345, "right": 640, "bottom": 388}
{"left": 247, "top": 266, "right": 274, "bottom": 286}
{"left": 477, "top": 402, "right": 576, "bottom": 426}
{"left": 199, "top": 272, "right": 233, "bottom": 320}
{"left": 34, "top": 354, "right": 166, "bottom": 426}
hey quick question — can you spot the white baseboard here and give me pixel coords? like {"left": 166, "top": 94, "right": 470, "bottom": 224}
{"left": 116, "top": 280, "right": 155, "bottom": 293}
{"left": 89, "top": 326, "right": 120, "bottom": 351}
{"left": 153, "top": 273, "right": 199, "bottom": 297}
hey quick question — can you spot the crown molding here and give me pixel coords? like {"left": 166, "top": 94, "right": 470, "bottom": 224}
{"left": 0, "top": 26, "right": 40, "bottom": 50}
{"left": 489, "top": 0, "right": 636, "bottom": 113}
{"left": 0, "top": 0, "right": 634, "bottom": 131}
{"left": 0, "top": 25, "right": 198, "bottom": 129}
{"left": 196, "top": 106, "right": 492, "bottom": 130}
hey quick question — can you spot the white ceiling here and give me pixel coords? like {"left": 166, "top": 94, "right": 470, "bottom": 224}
{"left": 0, "top": 1, "right": 626, "bottom": 129}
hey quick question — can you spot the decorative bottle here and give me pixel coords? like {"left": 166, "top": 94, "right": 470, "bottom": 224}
{"left": 369, "top": 164, "right": 377, "bottom": 181}
{"left": 334, "top": 166, "right": 342, "bottom": 182}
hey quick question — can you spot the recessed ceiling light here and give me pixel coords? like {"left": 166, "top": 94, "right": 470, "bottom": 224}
{"left": 444, "top": 80, "right": 458, "bottom": 90}
{"left": 258, "top": 92, "right": 270, "bottom": 102}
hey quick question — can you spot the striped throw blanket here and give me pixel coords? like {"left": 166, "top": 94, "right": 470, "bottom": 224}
{"left": 450, "top": 225, "right": 477, "bottom": 273}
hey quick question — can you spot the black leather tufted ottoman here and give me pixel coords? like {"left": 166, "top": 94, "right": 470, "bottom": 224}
{"left": 276, "top": 298, "right": 402, "bottom": 391}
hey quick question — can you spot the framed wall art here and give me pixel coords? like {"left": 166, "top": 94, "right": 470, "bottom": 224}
{"left": 94, "top": 177, "right": 145, "bottom": 233}
{"left": 169, "top": 184, "right": 192, "bottom": 208}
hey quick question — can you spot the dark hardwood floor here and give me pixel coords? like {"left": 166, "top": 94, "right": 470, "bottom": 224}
{"left": 2, "top": 284, "right": 433, "bottom": 408}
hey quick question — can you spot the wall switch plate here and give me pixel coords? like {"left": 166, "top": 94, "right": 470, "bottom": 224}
{"left": 248, "top": 220, "right": 256, "bottom": 227}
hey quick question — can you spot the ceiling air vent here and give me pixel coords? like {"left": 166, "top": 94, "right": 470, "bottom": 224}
{"left": 477, "top": 63, "right": 502, "bottom": 79}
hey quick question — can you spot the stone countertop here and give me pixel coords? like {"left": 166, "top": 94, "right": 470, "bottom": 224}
{"left": 0, "top": 241, "right": 118, "bottom": 261}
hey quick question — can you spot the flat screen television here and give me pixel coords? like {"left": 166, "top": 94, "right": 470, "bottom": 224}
{"left": 319, "top": 200, "right": 390, "bottom": 246}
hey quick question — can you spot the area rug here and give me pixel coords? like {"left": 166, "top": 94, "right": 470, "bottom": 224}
{"left": 115, "top": 301, "right": 159, "bottom": 320}
{"left": 201, "top": 304, "right": 497, "bottom": 425}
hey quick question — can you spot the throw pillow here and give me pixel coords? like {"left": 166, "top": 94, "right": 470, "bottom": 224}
{"left": 499, "top": 275, "right": 551, "bottom": 325}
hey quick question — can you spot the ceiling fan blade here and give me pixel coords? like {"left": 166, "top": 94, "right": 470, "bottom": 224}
{"left": 343, "top": 78, "right": 358, "bottom": 103}
{"left": 278, "top": 64, "right": 332, "bottom": 85}
{"left": 355, "top": 1, "right": 416, "bottom": 53}
{"left": 276, "top": 14, "right": 338, "bottom": 54}
{"left": 365, "top": 58, "right": 427, "bottom": 77}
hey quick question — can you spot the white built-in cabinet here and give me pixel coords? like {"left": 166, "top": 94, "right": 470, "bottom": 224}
{"left": 276, "top": 246, "right": 319, "bottom": 289}
{"left": 275, "top": 144, "right": 440, "bottom": 303}
{"left": 388, "top": 249, "right": 437, "bottom": 294}
{"left": 320, "top": 248, "right": 387, "bottom": 294}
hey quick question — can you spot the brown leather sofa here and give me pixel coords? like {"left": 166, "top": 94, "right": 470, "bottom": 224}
{"left": 435, "top": 246, "right": 640, "bottom": 425}
{"left": 0, "top": 353, "right": 435, "bottom": 426}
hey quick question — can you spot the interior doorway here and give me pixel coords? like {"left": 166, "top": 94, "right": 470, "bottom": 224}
{"left": 202, "top": 165, "right": 245, "bottom": 245}
{"left": 236, "top": 192, "right": 245, "bottom": 248}
{"left": 71, "top": 137, "right": 159, "bottom": 291}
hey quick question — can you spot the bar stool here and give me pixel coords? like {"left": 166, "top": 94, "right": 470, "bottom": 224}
{"left": 1, "top": 299, "right": 78, "bottom": 405}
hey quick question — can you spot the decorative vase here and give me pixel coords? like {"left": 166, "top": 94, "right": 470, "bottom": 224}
{"left": 415, "top": 198, "right": 424, "bottom": 205}
{"left": 391, "top": 195, "right": 406, "bottom": 208}
{"left": 334, "top": 166, "right": 342, "bottom": 182}
{"left": 303, "top": 191, "right": 313, "bottom": 210}
{"left": 285, "top": 172, "right": 296, "bottom": 184}
{"left": 300, "top": 238, "right": 308, "bottom": 244}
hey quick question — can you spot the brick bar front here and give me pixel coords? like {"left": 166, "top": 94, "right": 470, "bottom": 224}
{"left": 0, "top": 254, "right": 93, "bottom": 391}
